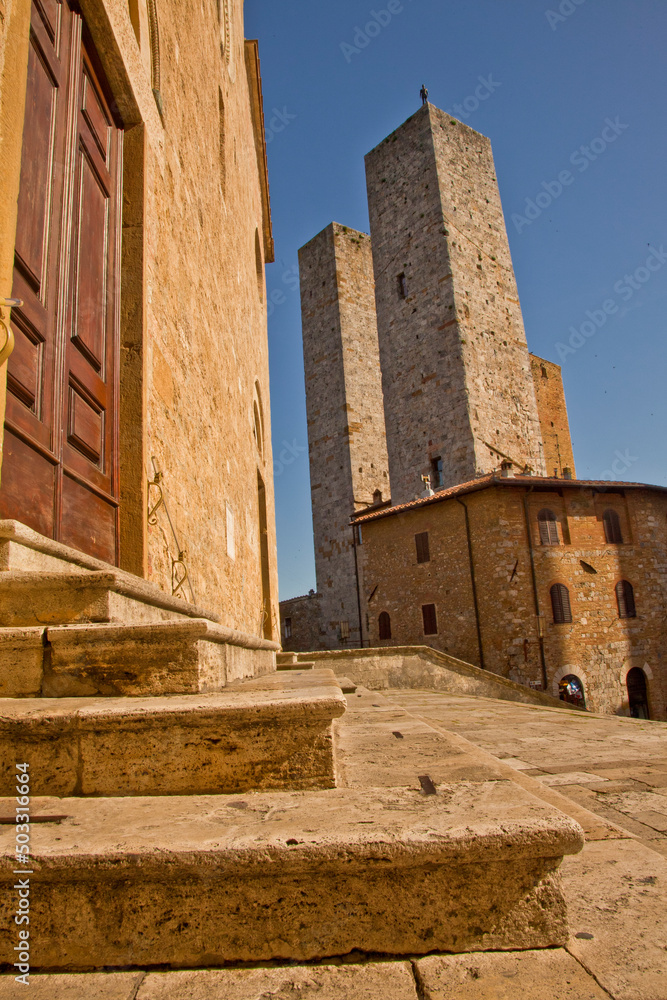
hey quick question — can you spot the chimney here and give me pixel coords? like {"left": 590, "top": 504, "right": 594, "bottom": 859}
{"left": 500, "top": 460, "right": 514, "bottom": 479}
{"left": 563, "top": 467, "right": 573, "bottom": 480}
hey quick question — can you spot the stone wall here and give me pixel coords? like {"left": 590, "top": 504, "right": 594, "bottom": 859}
{"left": 0, "top": 0, "right": 279, "bottom": 639}
{"left": 298, "top": 222, "right": 389, "bottom": 648}
{"left": 279, "top": 592, "right": 323, "bottom": 653}
{"left": 355, "top": 480, "right": 667, "bottom": 720}
{"left": 365, "top": 104, "right": 545, "bottom": 503}
{"left": 530, "top": 355, "right": 576, "bottom": 478}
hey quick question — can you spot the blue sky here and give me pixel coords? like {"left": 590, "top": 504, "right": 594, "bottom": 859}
{"left": 244, "top": 0, "right": 667, "bottom": 601}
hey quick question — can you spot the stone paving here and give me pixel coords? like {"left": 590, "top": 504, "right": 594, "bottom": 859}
{"left": 383, "top": 690, "right": 667, "bottom": 856}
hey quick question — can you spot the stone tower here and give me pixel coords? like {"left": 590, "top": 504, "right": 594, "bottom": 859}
{"left": 299, "top": 223, "right": 389, "bottom": 647}
{"left": 365, "top": 103, "right": 546, "bottom": 503}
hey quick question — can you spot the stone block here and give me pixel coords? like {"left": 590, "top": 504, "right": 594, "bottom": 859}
{"left": 0, "top": 783, "right": 583, "bottom": 969}
{"left": 138, "top": 963, "right": 418, "bottom": 999}
{"left": 0, "top": 972, "right": 142, "bottom": 998}
{"left": 0, "top": 627, "right": 43, "bottom": 697}
{"left": 44, "top": 619, "right": 275, "bottom": 697}
{"left": 415, "top": 949, "right": 609, "bottom": 999}
{"left": 0, "top": 673, "right": 346, "bottom": 796}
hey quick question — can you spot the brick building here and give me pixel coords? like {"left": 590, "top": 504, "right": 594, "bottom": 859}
{"left": 281, "top": 101, "right": 666, "bottom": 719}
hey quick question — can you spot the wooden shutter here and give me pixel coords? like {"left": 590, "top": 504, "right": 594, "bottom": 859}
{"left": 603, "top": 509, "right": 623, "bottom": 544}
{"left": 550, "top": 584, "right": 572, "bottom": 624}
{"left": 616, "top": 580, "right": 636, "bottom": 619}
{"left": 422, "top": 603, "right": 437, "bottom": 635}
{"left": 538, "top": 509, "right": 559, "bottom": 545}
{"left": 415, "top": 531, "right": 430, "bottom": 563}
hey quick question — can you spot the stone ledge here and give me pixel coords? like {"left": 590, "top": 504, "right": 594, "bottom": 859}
{"left": 0, "top": 785, "right": 583, "bottom": 968}
{"left": 0, "top": 672, "right": 346, "bottom": 796}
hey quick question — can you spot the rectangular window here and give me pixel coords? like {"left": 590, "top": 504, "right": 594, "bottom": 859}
{"left": 422, "top": 603, "right": 438, "bottom": 635}
{"left": 397, "top": 272, "right": 408, "bottom": 299}
{"left": 355, "top": 524, "right": 363, "bottom": 544}
{"left": 339, "top": 620, "right": 350, "bottom": 641}
{"left": 415, "top": 531, "right": 430, "bottom": 564}
{"left": 431, "top": 457, "right": 444, "bottom": 488}
{"left": 284, "top": 617, "right": 292, "bottom": 639}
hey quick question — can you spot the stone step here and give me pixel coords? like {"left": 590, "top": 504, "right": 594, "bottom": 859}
{"left": 0, "top": 783, "right": 583, "bottom": 970}
{"left": 277, "top": 660, "right": 315, "bottom": 671}
{"left": 0, "top": 670, "right": 346, "bottom": 797}
{"left": 0, "top": 569, "right": 220, "bottom": 628}
{"left": 1, "top": 619, "right": 278, "bottom": 698}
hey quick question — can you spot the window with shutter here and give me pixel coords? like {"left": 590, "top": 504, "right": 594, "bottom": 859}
{"left": 603, "top": 509, "right": 623, "bottom": 544}
{"left": 415, "top": 531, "right": 430, "bottom": 563}
{"left": 550, "top": 583, "right": 572, "bottom": 624}
{"left": 378, "top": 612, "right": 392, "bottom": 640}
{"left": 537, "top": 509, "right": 559, "bottom": 545}
{"left": 422, "top": 603, "right": 438, "bottom": 635}
{"left": 284, "top": 618, "right": 292, "bottom": 639}
{"left": 615, "top": 580, "right": 636, "bottom": 619}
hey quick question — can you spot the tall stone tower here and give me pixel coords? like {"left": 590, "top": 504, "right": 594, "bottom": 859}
{"left": 299, "top": 223, "right": 389, "bottom": 647}
{"left": 365, "top": 104, "right": 546, "bottom": 503}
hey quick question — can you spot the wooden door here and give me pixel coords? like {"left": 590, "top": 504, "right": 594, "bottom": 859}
{"left": 1, "top": 0, "right": 123, "bottom": 564}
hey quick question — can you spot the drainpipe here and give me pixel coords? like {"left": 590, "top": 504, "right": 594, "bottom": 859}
{"left": 456, "top": 497, "right": 485, "bottom": 670}
{"left": 352, "top": 524, "right": 364, "bottom": 649}
{"left": 522, "top": 485, "right": 548, "bottom": 690}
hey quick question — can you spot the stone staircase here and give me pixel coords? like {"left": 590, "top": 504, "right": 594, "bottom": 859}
{"left": 0, "top": 520, "right": 585, "bottom": 975}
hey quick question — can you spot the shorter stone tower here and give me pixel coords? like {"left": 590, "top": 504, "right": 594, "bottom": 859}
{"left": 299, "top": 223, "right": 389, "bottom": 647}
{"left": 530, "top": 355, "right": 576, "bottom": 478}
{"left": 365, "top": 104, "right": 546, "bottom": 503}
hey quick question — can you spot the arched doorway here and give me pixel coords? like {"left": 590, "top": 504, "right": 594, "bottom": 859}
{"left": 626, "top": 668, "right": 650, "bottom": 719}
{"left": 558, "top": 674, "right": 586, "bottom": 709}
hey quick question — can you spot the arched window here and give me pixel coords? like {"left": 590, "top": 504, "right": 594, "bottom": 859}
{"left": 626, "top": 667, "right": 649, "bottom": 719}
{"left": 378, "top": 611, "right": 391, "bottom": 640}
{"left": 550, "top": 583, "right": 572, "bottom": 624}
{"left": 558, "top": 674, "right": 586, "bottom": 709}
{"left": 603, "top": 509, "right": 623, "bottom": 544}
{"left": 538, "top": 509, "right": 559, "bottom": 545}
{"left": 616, "top": 580, "right": 636, "bottom": 619}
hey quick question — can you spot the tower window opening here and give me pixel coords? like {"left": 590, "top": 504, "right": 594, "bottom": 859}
{"left": 415, "top": 531, "right": 430, "bottom": 564}
{"left": 397, "top": 272, "right": 408, "bottom": 299}
{"left": 538, "top": 509, "right": 559, "bottom": 546}
{"left": 422, "top": 603, "right": 438, "bottom": 635}
{"left": 431, "top": 456, "right": 444, "bottom": 488}
{"left": 379, "top": 611, "right": 392, "bottom": 640}
{"left": 616, "top": 580, "right": 636, "bottom": 619}
{"left": 550, "top": 583, "right": 572, "bottom": 624}
{"left": 603, "top": 509, "right": 623, "bottom": 544}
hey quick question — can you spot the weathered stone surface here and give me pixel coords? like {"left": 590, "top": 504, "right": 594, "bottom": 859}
{"left": 562, "top": 839, "right": 667, "bottom": 1000}
{"left": 297, "top": 223, "right": 390, "bottom": 651}
{"left": 0, "top": 785, "right": 582, "bottom": 968}
{"left": 44, "top": 619, "right": 277, "bottom": 697}
{"left": 384, "top": 689, "right": 667, "bottom": 847}
{"left": 0, "top": 673, "right": 345, "bottom": 796}
{"left": 0, "top": 569, "right": 221, "bottom": 627}
{"left": 0, "top": 972, "right": 142, "bottom": 998}
{"left": 138, "top": 963, "right": 418, "bottom": 999}
{"left": 415, "top": 949, "right": 609, "bottom": 999}
{"left": 0, "top": 627, "right": 43, "bottom": 697}
{"left": 303, "top": 647, "right": 564, "bottom": 707}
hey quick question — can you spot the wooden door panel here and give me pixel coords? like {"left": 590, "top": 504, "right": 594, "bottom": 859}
{"left": 13, "top": 33, "right": 58, "bottom": 291}
{"left": 1, "top": 1, "right": 123, "bottom": 565}
{"left": 70, "top": 149, "right": 109, "bottom": 371}
{"left": 61, "top": 472, "right": 116, "bottom": 562}
{"left": 0, "top": 431, "right": 56, "bottom": 537}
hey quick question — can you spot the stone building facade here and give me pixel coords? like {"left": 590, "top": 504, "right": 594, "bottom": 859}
{"left": 366, "top": 104, "right": 546, "bottom": 504}
{"left": 281, "top": 102, "right": 666, "bottom": 720}
{"left": 0, "top": 0, "right": 278, "bottom": 639}
{"left": 352, "top": 475, "right": 667, "bottom": 720}
{"left": 298, "top": 223, "right": 389, "bottom": 648}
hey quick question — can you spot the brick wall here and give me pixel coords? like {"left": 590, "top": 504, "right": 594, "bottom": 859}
{"left": 530, "top": 355, "right": 576, "bottom": 477}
